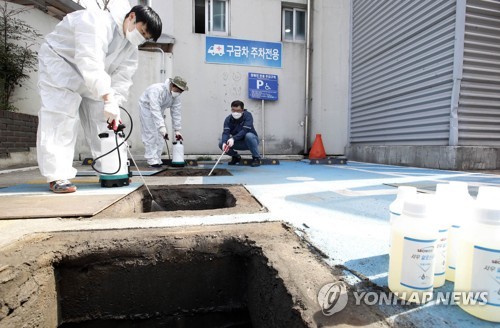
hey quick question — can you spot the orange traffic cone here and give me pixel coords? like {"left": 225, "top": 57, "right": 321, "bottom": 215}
{"left": 309, "top": 134, "right": 326, "bottom": 159}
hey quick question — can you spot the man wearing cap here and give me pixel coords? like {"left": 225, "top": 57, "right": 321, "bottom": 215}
{"left": 138, "top": 76, "right": 188, "bottom": 167}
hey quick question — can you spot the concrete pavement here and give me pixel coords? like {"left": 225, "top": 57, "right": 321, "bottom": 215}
{"left": 1, "top": 159, "right": 499, "bottom": 327}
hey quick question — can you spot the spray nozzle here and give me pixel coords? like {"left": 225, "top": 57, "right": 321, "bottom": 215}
{"left": 107, "top": 119, "right": 126, "bottom": 133}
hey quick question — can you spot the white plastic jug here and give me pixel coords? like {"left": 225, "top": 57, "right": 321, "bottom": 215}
{"left": 454, "top": 202, "right": 500, "bottom": 322}
{"left": 97, "top": 131, "right": 129, "bottom": 187}
{"left": 388, "top": 193, "right": 439, "bottom": 304}
{"left": 476, "top": 185, "right": 500, "bottom": 204}
{"left": 390, "top": 186, "right": 417, "bottom": 223}
{"left": 171, "top": 141, "right": 185, "bottom": 167}
{"left": 432, "top": 183, "right": 452, "bottom": 288}
{"left": 445, "top": 181, "right": 473, "bottom": 282}
{"left": 389, "top": 186, "right": 417, "bottom": 248}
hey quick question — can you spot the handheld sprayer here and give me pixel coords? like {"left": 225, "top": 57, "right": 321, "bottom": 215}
{"left": 91, "top": 110, "right": 131, "bottom": 187}
{"left": 91, "top": 107, "right": 165, "bottom": 210}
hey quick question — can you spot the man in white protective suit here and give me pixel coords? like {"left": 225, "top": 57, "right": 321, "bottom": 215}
{"left": 138, "top": 76, "right": 188, "bottom": 167}
{"left": 36, "top": 0, "right": 162, "bottom": 193}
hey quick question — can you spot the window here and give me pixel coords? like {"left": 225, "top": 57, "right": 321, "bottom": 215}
{"left": 194, "top": 0, "right": 229, "bottom": 35}
{"left": 282, "top": 8, "right": 306, "bottom": 42}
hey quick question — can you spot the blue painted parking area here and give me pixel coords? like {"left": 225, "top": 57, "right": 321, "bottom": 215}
{"left": 1, "top": 159, "right": 499, "bottom": 326}
{"left": 202, "top": 160, "right": 500, "bottom": 327}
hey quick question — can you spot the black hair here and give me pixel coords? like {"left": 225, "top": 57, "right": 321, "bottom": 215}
{"left": 126, "top": 5, "right": 162, "bottom": 41}
{"left": 231, "top": 100, "right": 244, "bottom": 109}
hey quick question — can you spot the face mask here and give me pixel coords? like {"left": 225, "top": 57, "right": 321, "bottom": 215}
{"left": 232, "top": 112, "right": 242, "bottom": 120}
{"left": 126, "top": 21, "right": 146, "bottom": 46}
{"left": 171, "top": 91, "right": 181, "bottom": 98}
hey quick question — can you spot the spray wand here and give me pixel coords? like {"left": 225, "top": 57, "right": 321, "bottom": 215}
{"left": 208, "top": 144, "right": 229, "bottom": 176}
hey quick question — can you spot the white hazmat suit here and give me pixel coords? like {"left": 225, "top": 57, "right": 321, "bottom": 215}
{"left": 139, "top": 79, "right": 182, "bottom": 166}
{"left": 37, "top": 0, "right": 138, "bottom": 182}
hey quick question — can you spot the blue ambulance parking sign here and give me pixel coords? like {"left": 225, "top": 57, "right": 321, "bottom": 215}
{"left": 206, "top": 36, "right": 282, "bottom": 68}
{"left": 248, "top": 73, "right": 278, "bottom": 101}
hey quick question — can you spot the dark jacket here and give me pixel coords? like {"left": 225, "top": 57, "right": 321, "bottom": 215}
{"left": 221, "top": 110, "right": 258, "bottom": 143}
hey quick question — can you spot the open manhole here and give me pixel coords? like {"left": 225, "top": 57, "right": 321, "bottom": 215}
{"left": 95, "top": 184, "right": 265, "bottom": 218}
{"left": 0, "top": 223, "right": 388, "bottom": 327}
{"left": 154, "top": 168, "right": 231, "bottom": 176}
{"left": 55, "top": 242, "right": 293, "bottom": 327}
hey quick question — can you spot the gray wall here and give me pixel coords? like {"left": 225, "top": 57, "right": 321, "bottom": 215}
{"left": 10, "top": 4, "right": 60, "bottom": 117}
{"left": 309, "top": 0, "right": 350, "bottom": 155}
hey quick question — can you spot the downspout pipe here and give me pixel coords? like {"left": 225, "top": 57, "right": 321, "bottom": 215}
{"left": 140, "top": 47, "right": 166, "bottom": 82}
{"left": 303, "top": 0, "right": 312, "bottom": 155}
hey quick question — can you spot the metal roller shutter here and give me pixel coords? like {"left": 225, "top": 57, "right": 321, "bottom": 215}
{"left": 350, "top": 0, "right": 457, "bottom": 145}
{"left": 458, "top": 0, "right": 500, "bottom": 145}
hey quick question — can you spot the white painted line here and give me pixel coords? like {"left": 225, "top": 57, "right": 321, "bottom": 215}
{"left": 0, "top": 166, "right": 38, "bottom": 175}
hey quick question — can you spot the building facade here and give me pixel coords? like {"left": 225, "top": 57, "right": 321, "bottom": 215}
{"left": 8, "top": 0, "right": 500, "bottom": 170}
{"left": 132, "top": 0, "right": 350, "bottom": 158}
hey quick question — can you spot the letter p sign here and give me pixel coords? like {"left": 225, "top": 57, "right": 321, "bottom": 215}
{"left": 256, "top": 80, "right": 264, "bottom": 89}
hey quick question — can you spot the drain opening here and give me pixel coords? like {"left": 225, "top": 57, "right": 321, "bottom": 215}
{"left": 145, "top": 187, "right": 236, "bottom": 212}
{"left": 55, "top": 242, "right": 305, "bottom": 327}
{"left": 94, "top": 185, "right": 266, "bottom": 218}
{"left": 154, "top": 168, "right": 232, "bottom": 176}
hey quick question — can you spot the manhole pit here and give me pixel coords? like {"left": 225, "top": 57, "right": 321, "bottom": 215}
{"left": 148, "top": 186, "right": 236, "bottom": 211}
{"left": 95, "top": 184, "right": 266, "bottom": 218}
{"left": 0, "top": 224, "right": 336, "bottom": 327}
{"left": 154, "top": 168, "right": 232, "bottom": 176}
{"left": 55, "top": 242, "right": 298, "bottom": 327}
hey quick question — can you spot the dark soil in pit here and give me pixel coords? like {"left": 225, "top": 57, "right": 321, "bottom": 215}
{"left": 150, "top": 186, "right": 236, "bottom": 211}
{"left": 154, "top": 168, "right": 231, "bottom": 176}
{"left": 0, "top": 222, "right": 390, "bottom": 327}
{"left": 94, "top": 184, "right": 266, "bottom": 218}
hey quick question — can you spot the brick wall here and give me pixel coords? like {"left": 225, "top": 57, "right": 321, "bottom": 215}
{"left": 0, "top": 111, "right": 38, "bottom": 159}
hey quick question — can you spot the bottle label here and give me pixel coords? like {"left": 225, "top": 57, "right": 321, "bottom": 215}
{"left": 434, "top": 229, "right": 448, "bottom": 276}
{"left": 401, "top": 237, "right": 436, "bottom": 290}
{"left": 472, "top": 245, "right": 500, "bottom": 306}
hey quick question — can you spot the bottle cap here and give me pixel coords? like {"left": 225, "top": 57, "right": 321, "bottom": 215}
{"left": 435, "top": 183, "right": 451, "bottom": 197}
{"left": 396, "top": 186, "right": 417, "bottom": 200}
{"left": 448, "top": 181, "right": 472, "bottom": 200}
{"left": 402, "top": 194, "right": 432, "bottom": 218}
{"left": 473, "top": 203, "right": 500, "bottom": 225}
{"left": 476, "top": 186, "right": 500, "bottom": 203}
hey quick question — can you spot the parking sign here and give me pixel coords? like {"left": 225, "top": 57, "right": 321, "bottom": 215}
{"left": 248, "top": 73, "right": 278, "bottom": 101}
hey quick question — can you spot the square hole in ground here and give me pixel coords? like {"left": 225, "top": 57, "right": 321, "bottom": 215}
{"left": 94, "top": 184, "right": 266, "bottom": 218}
{"left": 154, "top": 168, "right": 232, "bottom": 176}
{"left": 0, "top": 223, "right": 385, "bottom": 327}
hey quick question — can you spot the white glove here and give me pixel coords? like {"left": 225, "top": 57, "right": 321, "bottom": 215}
{"left": 227, "top": 138, "right": 234, "bottom": 148}
{"left": 103, "top": 97, "right": 120, "bottom": 122}
{"left": 159, "top": 126, "right": 168, "bottom": 139}
{"left": 175, "top": 131, "right": 183, "bottom": 140}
